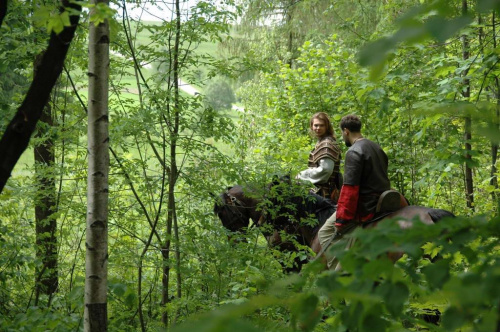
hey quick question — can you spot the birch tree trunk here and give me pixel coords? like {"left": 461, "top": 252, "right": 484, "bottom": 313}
{"left": 85, "top": 0, "right": 110, "bottom": 330}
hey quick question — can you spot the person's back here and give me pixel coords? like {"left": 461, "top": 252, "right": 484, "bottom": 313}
{"left": 318, "top": 114, "right": 390, "bottom": 270}
{"left": 339, "top": 137, "right": 390, "bottom": 222}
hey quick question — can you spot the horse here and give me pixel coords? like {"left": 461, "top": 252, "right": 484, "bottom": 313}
{"left": 214, "top": 182, "right": 336, "bottom": 269}
{"left": 213, "top": 181, "right": 455, "bottom": 272}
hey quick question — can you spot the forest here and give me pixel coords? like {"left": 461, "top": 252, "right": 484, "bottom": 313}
{"left": 0, "top": 0, "right": 499, "bottom": 331}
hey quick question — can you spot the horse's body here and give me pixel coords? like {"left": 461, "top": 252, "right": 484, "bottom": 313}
{"left": 214, "top": 184, "right": 455, "bottom": 272}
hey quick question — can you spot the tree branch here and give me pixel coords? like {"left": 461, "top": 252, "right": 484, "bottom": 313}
{"left": 0, "top": 0, "right": 7, "bottom": 27}
{"left": 0, "top": 0, "right": 81, "bottom": 193}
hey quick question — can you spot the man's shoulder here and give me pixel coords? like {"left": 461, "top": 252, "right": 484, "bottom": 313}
{"left": 346, "top": 139, "right": 373, "bottom": 155}
{"left": 322, "top": 136, "right": 337, "bottom": 143}
{"left": 311, "top": 136, "right": 340, "bottom": 163}
{"left": 349, "top": 139, "right": 386, "bottom": 159}
{"left": 316, "top": 136, "right": 339, "bottom": 149}
{"left": 355, "top": 138, "right": 382, "bottom": 149}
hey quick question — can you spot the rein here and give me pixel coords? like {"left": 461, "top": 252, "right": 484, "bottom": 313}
{"left": 223, "top": 189, "right": 258, "bottom": 229}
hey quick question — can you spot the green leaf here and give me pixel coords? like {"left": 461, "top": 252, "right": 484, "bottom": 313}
{"left": 442, "top": 306, "right": 467, "bottom": 331}
{"left": 172, "top": 317, "right": 263, "bottom": 332}
{"left": 316, "top": 273, "right": 343, "bottom": 293}
{"left": 425, "top": 15, "right": 473, "bottom": 43}
{"left": 375, "top": 281, "right": 409, "bottom": 316}
{"left": 291, "top": 294, "right": 321, "bottom": 332}
{"left": 362, "top": 312, "right": 390, "bottom": 332}
{"left": 89, "top": 3, "right": 117, "bottom": 26}
{"left": 110, "top": 282, "right": 126, "bottom": 297}
{"left": 422, "top": 259, "right": 450, "bottom": 289}
{"left": 33, "top": 7, "right": 51, "bottom": 28}
{"left": 393, "top": 24, "right": 428, "bottom": 44}
{"left": 348, "top": 303, "right": 389, "bottom": 332}
{"left": 358, "top": 38, "right": 395, "bottom": 67}
{"left": 47, "top": 11, "right": 71, "bottom": 34}
{"left": 477, "top": 0, "right": 500, "bottom": 13}
{"left": 480, "top": 122, "right": 500, "bottom": 144}
{"left": 125, "top": 292, "right": 137, "bottom": 307}
{"left": 362, "top": 258, "right": 394, "bottom": 280}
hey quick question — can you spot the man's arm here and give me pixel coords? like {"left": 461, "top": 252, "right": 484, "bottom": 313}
{"left": 296, "top": 158, "right": 335, "bottom": 184}
{"left": 335, "top": 149, "right": 363, "bottom": 231}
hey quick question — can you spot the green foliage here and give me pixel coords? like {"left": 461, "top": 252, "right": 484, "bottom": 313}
{"left": 2, "top": 0, "right": 500, "bottom": 330}
{"left": 170, "top": 215, "right": 500, "bottom": 331}
{"left": 0, "top": 1, "right": 41, "bottom": 131}
{"left": 32, "top": 0, "right": 83, "bottom": 35}
{"left": 204, "top": 78, "right": 236, "bottom": 110}
{"left": 88, "top": 3, "right": 117, "bottom": 26}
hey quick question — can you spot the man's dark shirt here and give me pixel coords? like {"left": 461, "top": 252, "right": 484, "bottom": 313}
{"left": 336, "top": 138, "right": 390, "bottom": 224}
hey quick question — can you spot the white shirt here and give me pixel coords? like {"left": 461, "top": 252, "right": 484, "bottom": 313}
{"left": 296, "top": 158, "right": 335, "bottom": 185}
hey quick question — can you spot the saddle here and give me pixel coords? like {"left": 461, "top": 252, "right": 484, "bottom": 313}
{"left": 376, "top": 189, "right": 407, "bottom": 213}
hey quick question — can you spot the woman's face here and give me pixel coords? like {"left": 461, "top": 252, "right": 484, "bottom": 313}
{"left": 311, "top": 118, "right": 327, "bottom": 138}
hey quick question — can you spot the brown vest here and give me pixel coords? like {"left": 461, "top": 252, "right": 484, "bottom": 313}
{"left": 308, "top": 136, "right": 342, "bottom": 202}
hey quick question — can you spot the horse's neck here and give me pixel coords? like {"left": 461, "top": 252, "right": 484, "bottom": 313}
{"left": 249, "top": 211, "right": 262, "bottom": 225}
{"left": 245, "top": 198, "right": 263, "bottom": 225}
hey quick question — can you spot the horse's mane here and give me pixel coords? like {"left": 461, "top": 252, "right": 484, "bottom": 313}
{"left": 428, "top": 208, "right": 456, "bottom": 222}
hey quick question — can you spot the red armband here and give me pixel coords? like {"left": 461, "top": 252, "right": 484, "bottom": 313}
{"left": 336, "top": 184, "right": 359, "bottom": 221}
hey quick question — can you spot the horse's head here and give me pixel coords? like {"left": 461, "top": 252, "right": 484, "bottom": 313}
{"left": 213, "top": 185, "right": 260, "bottom": 233}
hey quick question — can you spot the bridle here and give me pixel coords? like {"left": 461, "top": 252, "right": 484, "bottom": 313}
{"left": 217, "top": 188, "right": 257, "bottom": 231}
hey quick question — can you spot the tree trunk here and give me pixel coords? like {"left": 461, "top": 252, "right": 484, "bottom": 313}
{"left": 161, "top": 0, "right": 182, "bottom": 327}
{"left": 286, "top": 0, "right": 294, "bottom": 67}
{"left": 33, "top": 77, "right": 58, "bottom": 304}
{"left": 84, "top": 0, "right": 110, "bottom": 330}
{"left": 173, "top": 0, "right": 182, "bottom": 313}
{"left": 492, "top": 91, "right": 499, "bottom": 211}
{"left": 462, "top": 0, "right": 474, "bottom": 212}
{"left": 0, "top": 0, "right": 7, "bottom": 26}
{"left": 0, "top": 0, "right": 80, "bottom": 194}
{"left": 491, "top": 13, "right": 499, "bottom": 211}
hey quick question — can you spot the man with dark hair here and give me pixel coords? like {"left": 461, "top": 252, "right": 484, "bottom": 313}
{"left": 318, "top": 114, "right": 391, "bottom": 269}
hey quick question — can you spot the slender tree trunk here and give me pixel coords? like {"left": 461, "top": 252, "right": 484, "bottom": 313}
{"left": 85, "top": 0, "right": 110, "bottom": 330}
{"left": 491, "top": 13, "right": 499, "bottom": 211}
{"left": 462, "top": 0, "right": 474, "bottom": 212}
{"left": 492, "top": 88, "right": 499, "bottom": 209}
{"left": 33, "top": 76, "right": 58, "bottom": 304}
{"left": 161, "top": 0, "right": 182, "bottom": 327}
{"left": 286, "top": 0, "right": 294, "bottom": 67}
{"left": 173, "top": 0, "right": 182, "bottom": 310}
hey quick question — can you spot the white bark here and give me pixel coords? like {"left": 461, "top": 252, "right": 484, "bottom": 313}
{"left": 85, "top": 1, "right": 110, "bottom": 330}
